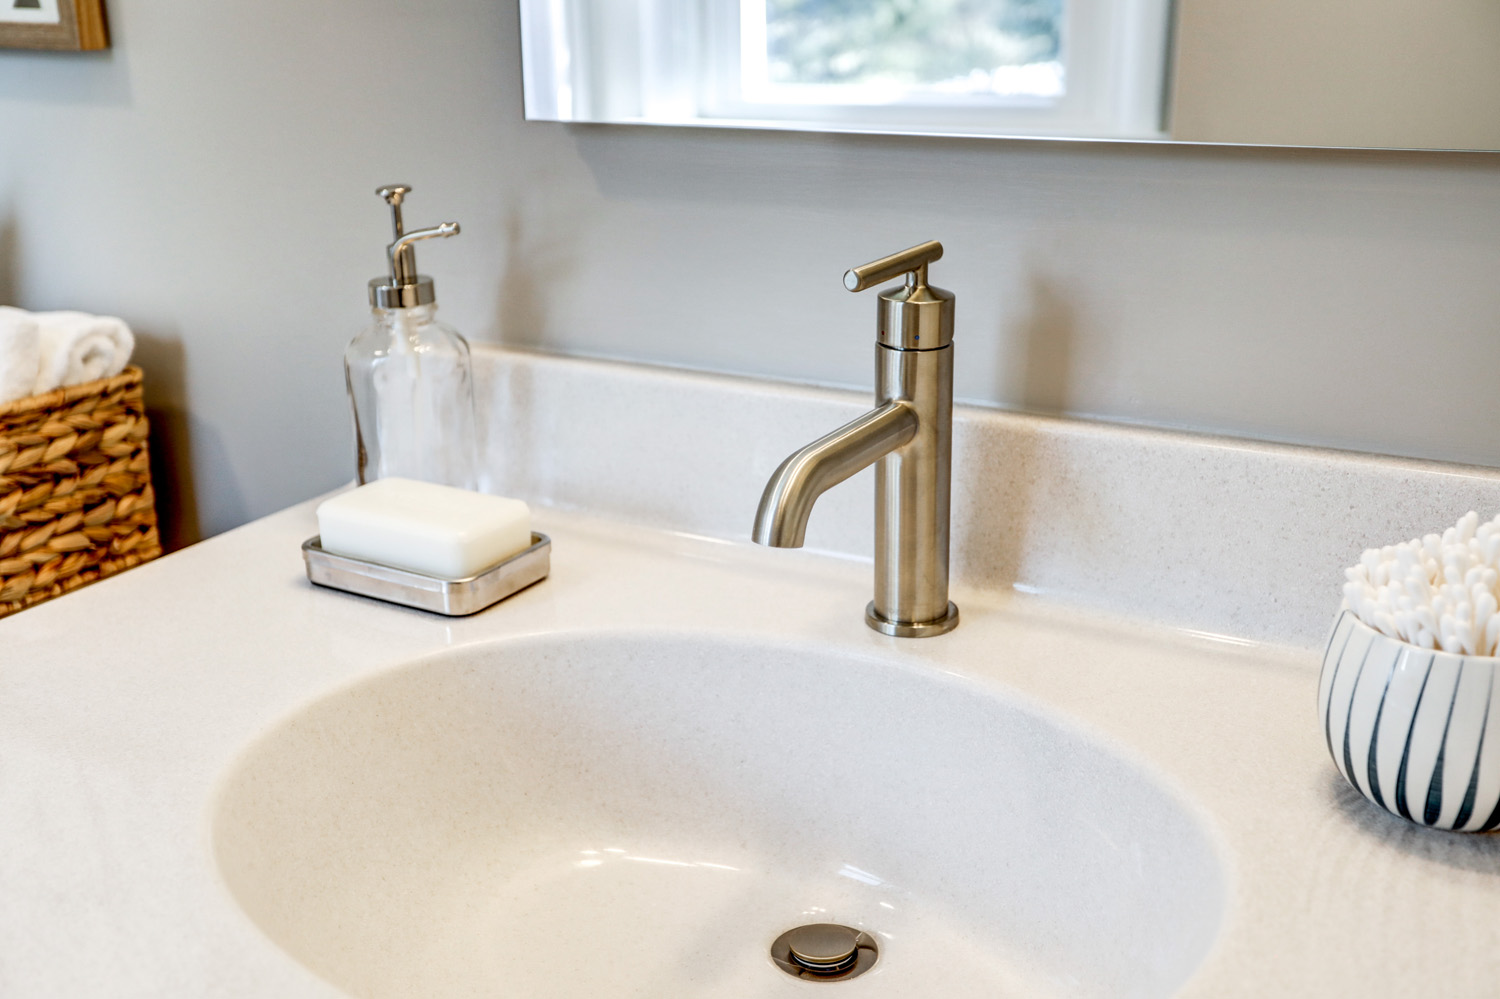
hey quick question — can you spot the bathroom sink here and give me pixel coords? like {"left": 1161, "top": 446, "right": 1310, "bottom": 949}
{"left": 212, "top": 631, "right": 1225, "bottom": 999}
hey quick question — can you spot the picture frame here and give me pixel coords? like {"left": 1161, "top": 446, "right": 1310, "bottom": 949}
{"left": 0, "top": 0, "right": 108, "bottom": 52}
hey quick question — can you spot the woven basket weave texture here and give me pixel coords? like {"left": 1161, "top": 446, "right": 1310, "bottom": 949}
{"left": 0, "top": 365, "right": 162, "bottom": 618}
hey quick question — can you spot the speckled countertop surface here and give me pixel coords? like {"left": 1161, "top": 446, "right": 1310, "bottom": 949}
{"left": 2, "top": 497, "right": 1497, "bottom": 997}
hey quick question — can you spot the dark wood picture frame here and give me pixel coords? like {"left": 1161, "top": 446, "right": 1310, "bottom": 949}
{"left": 0, "top": 0, "right": 108, "bottom": 51}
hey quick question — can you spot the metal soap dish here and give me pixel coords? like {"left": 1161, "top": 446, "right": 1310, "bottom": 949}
{"left": 302, "top": 532, "right": 551, "bottom": 616}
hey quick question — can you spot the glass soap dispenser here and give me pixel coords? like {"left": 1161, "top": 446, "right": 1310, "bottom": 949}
{"left": 345, "top": 184, "right": 478, "bottom": 490}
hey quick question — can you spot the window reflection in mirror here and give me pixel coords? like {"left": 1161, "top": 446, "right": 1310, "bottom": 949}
{"left": 521, "top": 0, "right": 1172, "bottom": 139}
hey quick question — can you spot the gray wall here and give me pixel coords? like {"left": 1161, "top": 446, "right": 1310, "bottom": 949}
{"left": 1, "top": 0, "right": 1499, "bottom": 546}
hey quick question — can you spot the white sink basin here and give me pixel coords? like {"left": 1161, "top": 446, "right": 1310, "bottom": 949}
{"left": 212, "top": 631, "right": 1225, "bottom": 998}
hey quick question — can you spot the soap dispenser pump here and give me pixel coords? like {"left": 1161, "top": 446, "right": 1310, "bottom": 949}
{"left": 345, "top": 184, "right": 479, "bottom": 490}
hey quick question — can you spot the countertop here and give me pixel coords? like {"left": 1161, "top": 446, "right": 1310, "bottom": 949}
{"left": 2, "top": 498, "right": 1498, "bottom": 997}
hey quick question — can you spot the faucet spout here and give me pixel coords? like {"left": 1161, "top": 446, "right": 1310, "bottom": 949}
{"left": 753, "top": 401, "right": 917, "bottom": 548}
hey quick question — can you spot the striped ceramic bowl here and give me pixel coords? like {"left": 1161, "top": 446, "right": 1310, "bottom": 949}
{"left": 1321, "top": 608, "right": 1500, "bottom": 832}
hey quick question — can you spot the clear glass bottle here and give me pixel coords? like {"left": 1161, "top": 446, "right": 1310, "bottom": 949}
{"left": 345, "top": 185, "right": 477, "bottom": 490}
{"left": 345, "top": 302, "right": 477, "bottom": 489}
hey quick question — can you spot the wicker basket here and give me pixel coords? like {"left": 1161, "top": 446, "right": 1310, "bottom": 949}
{"left": 0, "top": 365, "right": 162, "bottom": 618}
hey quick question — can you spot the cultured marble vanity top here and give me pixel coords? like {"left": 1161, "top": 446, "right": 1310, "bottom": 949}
{"left": 1, "top": 500, "right": 1497, "bottom": 997}
{"left": 3, "top": 351, "right": 1499, "bottom": 997}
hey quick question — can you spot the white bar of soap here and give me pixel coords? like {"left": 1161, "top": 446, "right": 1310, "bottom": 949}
{"left": 316, "top": 477, "right": 532, "bottom": 579}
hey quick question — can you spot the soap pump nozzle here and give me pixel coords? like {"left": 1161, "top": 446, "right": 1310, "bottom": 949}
{"left": 368, "top": 184, "right": 461, "bottom": 309}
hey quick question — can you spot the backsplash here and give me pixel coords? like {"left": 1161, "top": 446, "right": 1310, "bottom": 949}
{"left": 475, "top": 346, "right": 1500, "bottom": 649}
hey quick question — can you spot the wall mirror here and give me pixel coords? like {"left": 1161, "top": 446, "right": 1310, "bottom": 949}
{"left": 520, "top": 0, "right": 1500, "bottom": 152}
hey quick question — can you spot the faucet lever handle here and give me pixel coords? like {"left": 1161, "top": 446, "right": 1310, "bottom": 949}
{"left": 843, "top": 240, "right": 944, "bottom": 293}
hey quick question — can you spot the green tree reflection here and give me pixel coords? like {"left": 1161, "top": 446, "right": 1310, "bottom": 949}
{"left": 766, "top": 0, "right": 1063, "bottom": 87}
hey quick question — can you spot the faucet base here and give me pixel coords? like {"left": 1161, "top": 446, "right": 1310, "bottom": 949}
{"left": 865, "top": 601, "right": 960, "bottom": 638}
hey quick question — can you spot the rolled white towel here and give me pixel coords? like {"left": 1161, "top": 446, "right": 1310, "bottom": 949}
{"left": 0, "top": 306, "right": 41, "bottom": 406}
{"left": 31, "top": 310, "right": 135, "bottom": 394}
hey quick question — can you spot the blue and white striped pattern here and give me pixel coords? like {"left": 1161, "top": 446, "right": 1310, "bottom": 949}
{"left": 1320, "top": 609, "right": 1500, "bottom": 831}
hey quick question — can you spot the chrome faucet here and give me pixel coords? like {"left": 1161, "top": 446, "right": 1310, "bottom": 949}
{"left": 753, "top": 241, "right": 959, "bottom": 637}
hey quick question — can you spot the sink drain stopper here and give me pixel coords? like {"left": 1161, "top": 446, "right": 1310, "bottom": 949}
{"left": 771, "top": 924, "right": 878, "bottom": 981}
